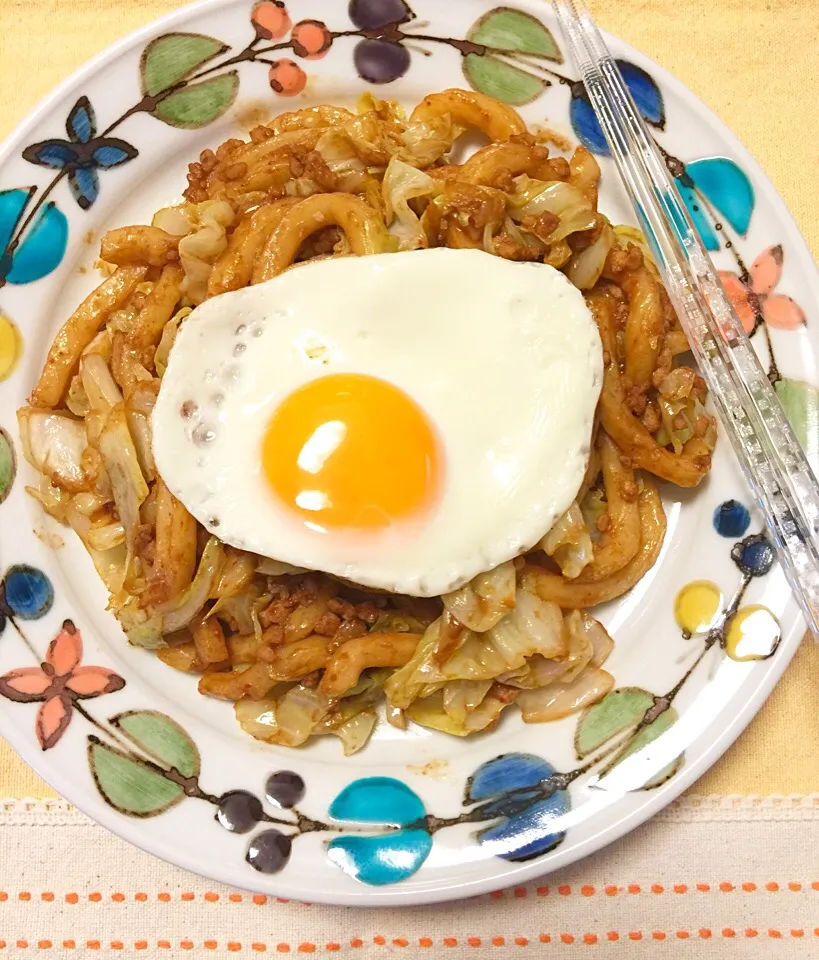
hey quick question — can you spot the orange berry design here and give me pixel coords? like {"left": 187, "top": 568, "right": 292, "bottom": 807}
{"left": 292, "top": 20, "right": 334, "bottom": 60}
{"left": 268, "top": 60, "right": 308, "bottom": 96}
{"left": 251, "top": 1, "right": 292, "bottom": 40}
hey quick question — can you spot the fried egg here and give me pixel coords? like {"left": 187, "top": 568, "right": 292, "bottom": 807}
{"left": 152, "top": 248, "right": 602, "bottom": 597}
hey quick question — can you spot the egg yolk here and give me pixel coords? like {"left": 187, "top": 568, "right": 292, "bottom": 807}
{"left": 262, "top": 373, "right": 442, "bottom": 531}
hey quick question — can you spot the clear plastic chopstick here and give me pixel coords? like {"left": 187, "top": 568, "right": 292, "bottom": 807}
{"left": 553, "top": 0, "right": 819, "bottom": 638}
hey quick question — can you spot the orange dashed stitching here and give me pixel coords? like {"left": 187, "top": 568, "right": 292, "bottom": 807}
{"left": 40, "top": 893, "right": 54, "bottom": 902}
{"left": 627, "top": 884, "right": 640, "bottom": 894}
{"left": 557, "top": 884, "right": 571, "bottom": 895}
{"left": 0, "top": 930, "right": 814, "bottom": 951}
{"left": 766, "top": 882, "right": 779, "bottom": 891}
{"left": 580, "top": 885, "right": 595, "bottom": 896}
{"left": 157, "top": 892, "right": 171, "bottom": 902}
{"left": 229, "top": 894, "right": 243, "bottom": 902}
{"left": 696, "top": 882, "right": 710, "bottom": 891}
{"left": 111, "top": 893, "right": 125, "bottom": 903}
{"left": 204, "top": 892, "right": 220, "bottom": 903}
{"left": 135, "top": 893, "right": 147, "bottom": 902}
{"left": 651, "top": 884, "right": 663, "bottom": 893}
{"left": 18, "top": 892, "right": 30, "bottom": 901}
{"left": 0, "top": 893, "right": 7, "bottom": 902}
{"left": 604, "top": 885, "right": 618, "bottom": 896}
{"left": 181, "top": 892, "right": 195, "bottom": 902}
{"left": 536, "top": 886, "right": 548, "bottom": 896}
{"left": 254, "top": 895, "right": 268, "bottom": 905}
{"left": 719, "top": 882, "right": 734, "bottom": 892}
{"left": 742, "top": 882, "right": 756, "bottom": 891}
{"left": 513, "top": 887, "right": 526, "bottom": 898}
{"left": 674, "top": 884, "right": 688, "bottom": 893}
{"left": 788, "top": 882, "right": 802, "bottom": 891}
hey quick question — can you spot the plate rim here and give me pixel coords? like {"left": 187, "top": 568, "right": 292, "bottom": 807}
{"left": 0, "top": 0, "right": 812, "bottom": 905}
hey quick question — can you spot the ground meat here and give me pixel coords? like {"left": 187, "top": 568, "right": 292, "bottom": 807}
{"left": 625, "top": 383, "right": 648, "bottom": 416}
{"left": 313, "top": 611, "right": 342, "bottom": 637}
{"left": 641, "top": 402, "right": 662, "bottom": 433}
{"left": 596, "top": 513, "right": 612, "bottom": 533}
{"left": 303, "top": 150, "right": 338, "bottom": 191}
{"left": 493, "top": 232, "right": 542, "bottom": 261}
{"left": 354, "top": 602, "right": 380, "bottom": 625}
{"left": 620, "top": 479, "right": 639, "bottom": 502}
{"left": 521, "top": 210, "right": 560, "bottom": 244}
{"left": 651, "top": 346, "right": 674, "bottom": 388}
{"left": 328, "top": 597, "right": 357, "bottom": 620}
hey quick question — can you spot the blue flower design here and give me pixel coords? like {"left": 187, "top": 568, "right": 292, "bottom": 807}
{"left": 466, "top": 753, "right": 569, "bottom": 862}
{"left": 22, "top": 96, "right": 138, "bottom": 210}
{"left": 674, "top": 157, "right": 754, "bottom": 251}
{"left": 327, "top": 777, "right": 432, "bottom": 886}
{"left": 570, "top": 60, "right": 664, "bottom": 155}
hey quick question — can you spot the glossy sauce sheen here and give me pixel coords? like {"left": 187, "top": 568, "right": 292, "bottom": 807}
{"left": 152, "top": 248, "right": 603, "bottom": 597}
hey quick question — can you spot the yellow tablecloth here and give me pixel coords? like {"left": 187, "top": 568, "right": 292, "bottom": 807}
{"left": 0, "top": 4, "right": 817, "bottom": 956}
{"left": 1, "top": 0, "right": 817, "bottom": 801}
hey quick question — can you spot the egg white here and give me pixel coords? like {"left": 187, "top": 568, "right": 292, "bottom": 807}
{"left": 152, "top": 248, "right": 602, "bottom": 596}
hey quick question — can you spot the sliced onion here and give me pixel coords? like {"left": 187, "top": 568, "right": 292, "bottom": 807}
{"left": 565, "top": 222, "right": 614, "bottom": 290}
{"left": 153, "top": 537, "right": 225, "bottom": 633}
{"left": 518, "top": 666, "right": 614, "bottom": 722}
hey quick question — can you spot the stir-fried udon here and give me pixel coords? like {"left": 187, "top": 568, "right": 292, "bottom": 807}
{"left": 18, "top": 89, "right": 716, "bottom": 754}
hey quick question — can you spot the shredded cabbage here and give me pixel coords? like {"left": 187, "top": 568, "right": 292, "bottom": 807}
{"left": 442, "top": 560, "right": 516, "bottom": 633}
{"left": 382, "top": 158, "right": 437, "bottom": 250}
{"left": 538, "top": 503, "right": 594, "bottom": 579}
{"left": 17, "top": 409, "right": 89, "bottom": 492}
{"left": 509, "top": 177, "right": 597, "bottom": 241}
{"left": 151, "top": 537, "right": 225, "bottom": 634}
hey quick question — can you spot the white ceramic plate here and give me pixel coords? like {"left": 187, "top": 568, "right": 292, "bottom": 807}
{"left": 0, "top": 0, "right": 816, "bottom": 906}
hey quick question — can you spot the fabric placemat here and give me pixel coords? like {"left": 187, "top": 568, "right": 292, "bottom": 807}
{"left": 0, "top": 0, "right": 817, "bottom": 956}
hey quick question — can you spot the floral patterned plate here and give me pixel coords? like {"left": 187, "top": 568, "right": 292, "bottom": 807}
{"left": 0, "top": 0, "right": 816, "bottom": 905}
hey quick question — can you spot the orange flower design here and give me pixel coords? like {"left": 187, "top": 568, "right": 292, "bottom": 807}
{"left": 718, "top": 245, "right": 807, "bottom": 335}
{"left": 0, "top": 620, "right": 124, "bottom": 750}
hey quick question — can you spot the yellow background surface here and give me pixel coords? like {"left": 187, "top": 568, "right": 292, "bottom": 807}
{"left": 0, "top": 0, "right": 817, "bottom": 798}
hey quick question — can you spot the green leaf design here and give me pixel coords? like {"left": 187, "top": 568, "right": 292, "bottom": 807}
{"left": 88, "top": 741, "right": 185, "bottom": 817}
{"left": 599, "top": 708, "right": 683, "bottom": 790}
{"left": 575, "top": 687, "right": 655, "bottom": 759}
{"left": 153, "top": 73, "right": 239, "bottom": 129}
{"left": 141, "top": 33, "right": 228, "bottom": 97}
{"left": 775, "top": 378, "right": 819, "bottom": 469}
{"left": 468, "top": 7, "right": 563, "bottom": 62}
{"left": 112, "top": 711, "right": 200, "bottom": 778}
{"left": 0, "top": 427, "right": 15, "bottom": 506}
{"left": 463, "top": 54, "right": 547, "bottom": 106}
